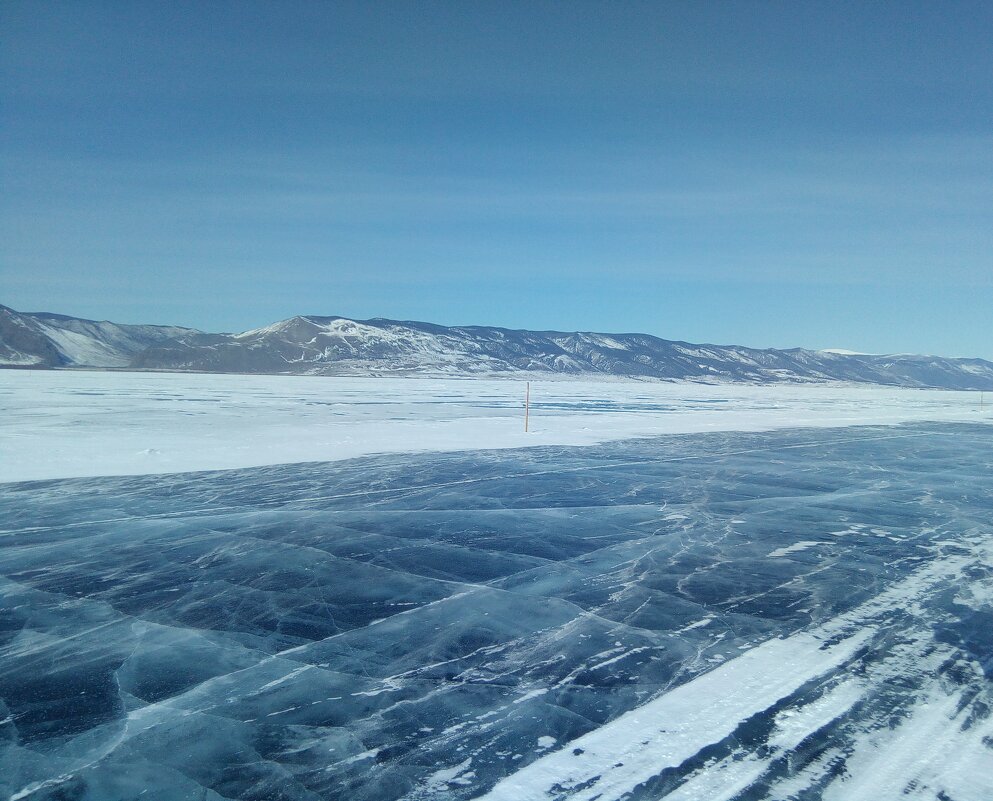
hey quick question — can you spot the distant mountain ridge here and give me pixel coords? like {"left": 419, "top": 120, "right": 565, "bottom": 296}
{"left": 2, "top": 304, "right": 992, "bottom": 390}
{"left": 0, "top": 305, "right": 197, "bottom": 369}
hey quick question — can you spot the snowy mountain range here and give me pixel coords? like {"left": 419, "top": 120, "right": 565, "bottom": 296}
{"left": 3, "top": 303, "right": 992, "bottom": 389}
{"left": 0, "top": 304, "right": 197, "bottom": 369}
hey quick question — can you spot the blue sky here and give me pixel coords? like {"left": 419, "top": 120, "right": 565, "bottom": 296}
{"left": 2, "top": 1, "right": 992, "bottom": 357}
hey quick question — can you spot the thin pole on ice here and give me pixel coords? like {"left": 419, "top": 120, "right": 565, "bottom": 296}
{"left": 525, "top": 382, "right": 530, "bottom": 433}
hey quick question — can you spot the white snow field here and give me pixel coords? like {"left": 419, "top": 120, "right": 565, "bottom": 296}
{"left": 0, "top": 369, "right": 989, "bottom": 482}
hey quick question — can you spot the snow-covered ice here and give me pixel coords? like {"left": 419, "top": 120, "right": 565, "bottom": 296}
{"left": 0, "top": 370, "right": 989, "bottom": 482}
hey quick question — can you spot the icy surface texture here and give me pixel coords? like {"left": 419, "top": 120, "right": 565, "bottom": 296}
{"left": 1, "top": 422, "right": 992, "bottom": 800}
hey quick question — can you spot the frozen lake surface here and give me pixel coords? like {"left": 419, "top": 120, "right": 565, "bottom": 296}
{"left": 2, "top": 421, "right": 992, "bottom": 800}
{"left": 1, "top": 370, "right": 990, "bottom": 482}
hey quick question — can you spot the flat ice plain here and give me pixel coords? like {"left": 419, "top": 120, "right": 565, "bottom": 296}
{"left": 0, "top": 370, "right": 990, "bottom": 482}
{"left": 1, "top": 371, "right": 992, "bottom": 801}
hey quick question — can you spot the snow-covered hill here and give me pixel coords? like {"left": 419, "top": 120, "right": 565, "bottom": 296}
{"left": 3, "top": 304, "right": 993, "bottom": 390}
{"left": 130, "top": 314, "right": 993, "bottom": 389}
{"left": 0, "top": 305, "right": 198, "bottom": 368}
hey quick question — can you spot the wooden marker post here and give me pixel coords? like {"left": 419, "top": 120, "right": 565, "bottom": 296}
{"left": 525, "top": 382, "right": 530, "bottom": 433}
